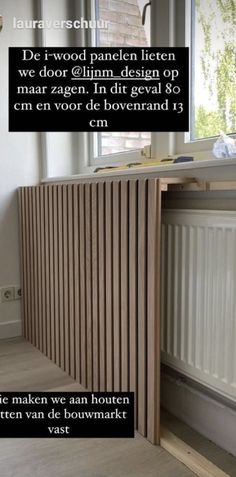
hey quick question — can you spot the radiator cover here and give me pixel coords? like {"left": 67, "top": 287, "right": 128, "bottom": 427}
{"left": 19, "top": 179, "right": 161, "bottom": 444}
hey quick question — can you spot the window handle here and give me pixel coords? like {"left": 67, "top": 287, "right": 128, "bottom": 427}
{"left": 142, "top": 1, "right": 151, "bottom": 25}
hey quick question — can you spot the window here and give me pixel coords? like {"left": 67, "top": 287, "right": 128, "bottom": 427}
{"left": 175, "top": 0, "right": 235, "bottom": 156}
{"left": 191, "top": 0, "right": 236, "bottom": 141}
{"left": 91, "top": 0, "right": 151, "bottom": 164}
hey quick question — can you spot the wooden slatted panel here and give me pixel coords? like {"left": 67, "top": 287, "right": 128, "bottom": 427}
{"left": 31, "top": 188, "right": 38, "bottom": 349}
{"left": 22, "top": 189, "right": 31, "bottom": 341}
{"left": 79, "top": 184, "right": 87, "bottom": 388}
{"left": 129, "top": 180, "right": 138, "bottom": 423}
{"left": 44, "top": 186, "right": 51, "bottom": 359}
{"left": 53, "top": 186, "right": 60, "bottom": 366}
{"left": 18, "top": 189, "right": 26, "bottom": 339}
{"left": 91, "top": 183, "right": 99, "bottom": 392}
{"left": 40, "top": 187, "right": 47, "bottom": 355}
{"left": 28, "top": 188, "right": 34, "bottom": 345}
{"left": 120, "top": 181, "right": 129, "bottom": 391}
{"left": 98, "top": 182, "right": 106, "bottom": 391}
{"left": 137, "top": 179, "right": 148, "bottom": 437}
{"left": 19, "top": 178, "right": 161, "bottom": 445}
{"left": 73, "top": 184, "right": 80, "bottom": 382}
{"left": 105, "top": 182, "right": 113, "bottom": 392}
{"left": 68, "top": 185, "right": 75, "bottom": 379}
{"left": 147, "top": 179, "right": 161, "bottom": 444}
{"left": 58, "top": 186, "right": 65, "bottom": 370}
{"left": 112, "top": 181, "right": 121, "bottom": 392}
{"left": 48, "top": 186, "right": 55, "bottom": 362}
{"left": 85, "top": 184, "right": 93, "bottom": 391}
{"left": 35, "top": 187, "right": 43, "bottom": 352}
{"left": 28, "top": 187, "right": 36, "bottom": 345}
{"left": 62, "top": 186, "right": 69, "bottom": 374}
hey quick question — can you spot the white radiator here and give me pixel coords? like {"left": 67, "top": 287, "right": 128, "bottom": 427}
{"left": 161, "top": 209, "right": 236, "bottom": 401}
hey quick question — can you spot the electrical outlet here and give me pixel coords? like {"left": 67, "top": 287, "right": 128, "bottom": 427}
{"left": 14, "top": 286, "right": 22, "bottom": 300}
{"left": 0, "top": 287, "right": 14, "bottom": 302}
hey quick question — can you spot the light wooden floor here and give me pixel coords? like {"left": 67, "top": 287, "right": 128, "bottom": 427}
{"left": 0, "top": 338, "right": 233, "bottom": 477}
{"left": 0, "top": 338, "right": 195, "bottom": 477}
{"left": 161, "top": 411, "right": 236, "bottom": 477}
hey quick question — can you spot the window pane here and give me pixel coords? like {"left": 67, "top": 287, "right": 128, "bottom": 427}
{"left": 192, "top": 0, "right": 236, "bottom": 140}
{"left": 95, "top": 0, "right": 151, "bottom": 156}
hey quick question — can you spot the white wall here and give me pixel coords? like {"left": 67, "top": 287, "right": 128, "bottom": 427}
{"left": 0, "top": 0, "right": 40, "bottom": 338}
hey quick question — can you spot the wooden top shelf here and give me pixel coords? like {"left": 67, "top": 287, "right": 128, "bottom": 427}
{"left": 164, "top": 179, "right": 236, "bottom": 192}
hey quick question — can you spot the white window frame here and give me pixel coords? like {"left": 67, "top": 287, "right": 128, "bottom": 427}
{"left": 38, "top": 0, "right": 235, "bottom": 178}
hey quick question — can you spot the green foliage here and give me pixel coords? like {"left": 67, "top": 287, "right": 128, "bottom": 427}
{"left": 195, "top": 106, "right": 226, "bottom": 138}
{"left": 194, "top": 0, "right": 236, "bottom": 139}
{"left": 216, "top": 0, "right": 236, "bottom": 25}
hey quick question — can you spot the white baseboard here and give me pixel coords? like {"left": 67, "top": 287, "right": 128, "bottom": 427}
{"left": 0, "top": 320, "right": 22, "bottom": 339}
{"left": 161, "top": 370, "right": 236, "bottom": 457}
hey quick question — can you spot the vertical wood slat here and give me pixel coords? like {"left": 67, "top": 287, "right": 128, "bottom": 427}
{"left": 129, "top": 180, "right": 138, "bottom": 423}
{"left": 44, "top": 186, "right": 51, "bottom": 359}
{"left": 58, "top": 186, "right": 65, "bottom": 370}
{"left": 22, "top": 188, "right": 29, "bottom": 341}
{"left": 137, "top": 179, "right": 148, "bottom": 437}
{"left": 147, "top": 179, "right": 161, "bottom": 445}
{"left": 18, "top": 190, "right": 26, "bottom": 339}
{"left": 63, "top": 186, "right": 69, "bottom": 374}
{"left": 79, "top": 184, "right": 87, "bottom": 388}
{"left": 85, "top": 184, "right": 93, "bottom": 391}
{"left": 112, "top": 181, "right": 121, "bottom": 392}
{"left": 105, "top": 182, "right": 113, "bottom": 391}
{"left": 28, "top": 188, "right": 35, "bottom": 345}
{"left": 53, "top": 186, "right": 60, "bottom": 367}
{"left": 19, "top": 178, "right": 161, "bottom": 445}
{"left": 29, "top": 188, "right": 35, "bottom": 347}
{"left": 98, "top": 182, "right": 106, "bottom": 391}
{"left": 68, "top": 185, "right": 75, "bottom": 379}
{"left": 48, "top": 186, "right": 55, "bottom": 362}
{"left": 73, "top": 185, "right": 80, "bottom": 382}
{"left": 120, "top": 181, "right": 129, "bottom": 391}
{"left": 91, "top": 183, "right": 99, "bottom": 391}
{"left": 32, "top": 188, "right": 39, "bottom": 349}
{"left": 40, "top": 187, "right": 47, "bottom": 355}
{"left": 36, "top": 187, "right": 43, "bottom": 352}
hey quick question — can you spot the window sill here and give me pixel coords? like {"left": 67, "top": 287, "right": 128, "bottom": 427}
{"left": 41, "top": 157, "right": 236, "bottom": 184}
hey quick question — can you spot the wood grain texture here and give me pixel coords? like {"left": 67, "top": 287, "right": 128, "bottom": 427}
{"left": 137, "top": 179, "right": 148, "bottom": 437}
{"left": 31, "top": 188, "right": 37, "bottom": 348}
{"left": 120, "top": 181, "right": 129, "bottom": 391}
{"left": 44, "top": 186, "right": 51, "bottom": 359}
{"left": 160, "top": 427, "right": 231, "bottom": 477}
{"left": 68, "top": 185, "right": 75, "bottom": 379}
{"left": 57, "top": 186, "right": 65, "bottom": 370}
{"left": 85, "top": 183, "right": 93, "bottom": 390}
{"left": 73, "top": 184, "right": 80, "bottom": 382}
{"left": 79, "top": 184, "right": 87, "bottom": 388}
{"left": 19, "top": 178, "right": 162, "bottom": 444}
{"left": 62, "top": 186, "right": 69, "bottom": 374}
{"left": 105, "top": 181, "right": 113, "bottom": 391}
{"left": 27, "top": 188, "right": 33, "bottom": 345}
{"left": 98, "top": 182, "right": 106, "bottom": 391}
{"left": 48, "top": 186, "right": 55, "bottom": 362}
{"left": 112, "top": 181, "right": 121, "bottom": 391}
{"left": 129, "top": 180, "right": 138, "bottom": 423}
{"left": 40, "top": 187, "right": 47, "bottom": 355}
{"left": 147, "top": 179, "right": 161, "bottom": 444}
{"left": 91, "top": 182, "right": 99, "bottom": 391}
{"left": 53, "top": 186, "right": 60, "bottom": 367}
